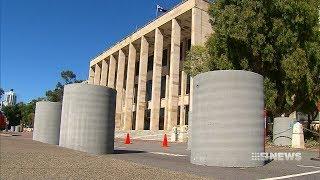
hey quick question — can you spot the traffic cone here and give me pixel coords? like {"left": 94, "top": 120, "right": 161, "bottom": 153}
{"left": 162, "top": 134, "right": 169, "bottom": 147}
{"left": 124, "top": 133, "right": 131, "bottom": 144}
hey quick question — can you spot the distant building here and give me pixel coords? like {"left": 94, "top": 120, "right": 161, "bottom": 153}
{"left": 1, "top": 89, "right": 17, "bottom": 108}
{"left": 87, "top": 0, "right": 212, "bottom": 131}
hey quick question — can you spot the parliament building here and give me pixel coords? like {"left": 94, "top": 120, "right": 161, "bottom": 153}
{"left": 87, "top": 0, "right": 212, "bottom": 131}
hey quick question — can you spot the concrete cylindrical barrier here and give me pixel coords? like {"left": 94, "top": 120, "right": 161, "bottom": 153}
{"left": 10, "top": 126, "right": 15, "bottom": 132}
{"left": 273, "top": 117, "right": 296, "bottom": 146}
{"left": 59, "top": 84, "right": 116, "bottom": 154}
{"left": 191, "top": 70, "right": 264, "bottom": 167}
{"left": 33, "top": 101, "right": 62, "bottom": 145}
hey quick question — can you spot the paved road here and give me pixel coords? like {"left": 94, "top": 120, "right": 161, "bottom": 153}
{"left": 1, "top": 133, "right": 320, "bottom": 179}
{"left": 113, "top": 139, "right": 320, "bottom": 180}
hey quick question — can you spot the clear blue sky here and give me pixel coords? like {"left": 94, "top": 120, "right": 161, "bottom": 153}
{"left": 1, "top": 0, "right": 181, "bottom": 103}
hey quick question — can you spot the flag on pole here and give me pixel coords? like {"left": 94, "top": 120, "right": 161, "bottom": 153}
{"left": 157, "top": 5, "right": 167, "bottom": 13}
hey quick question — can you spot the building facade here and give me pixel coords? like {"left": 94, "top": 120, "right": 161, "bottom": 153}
{"left": 87, "top": 0, "right": 212, "bottom": 131}
{"left": 1, "top": 89, "right": 17, "bottom": 109}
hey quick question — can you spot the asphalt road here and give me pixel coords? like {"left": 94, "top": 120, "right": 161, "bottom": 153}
{"left": 112, "top": 138, "right": 320, "bottom": 180}
{"left": 1, "top": 133, "right": 320, "bottom": 180}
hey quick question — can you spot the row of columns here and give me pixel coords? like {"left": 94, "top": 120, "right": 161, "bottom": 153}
{"left": 91, "top": 57, "right": 117, "bottom": 88}
{"left": 89, "top": 7, "right": 204, "bottom": 131}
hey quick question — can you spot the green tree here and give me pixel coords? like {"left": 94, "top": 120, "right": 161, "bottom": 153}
{"left": 2, "top": 103, "right": 23, "bottom": 126}
{"left": 184, "top": 46, "right": 212, "bottom": 77}
{"left": 184, "top": 0, "right": 320, "bottom": 118}
{"left": 61, "top": 70, "right": 76, "bottom": 84}
{"left": 0, "top": 88, "right": 4, "bottom": 99}
{"left": 45, "top": 70, "right": 83, "bottom": 102}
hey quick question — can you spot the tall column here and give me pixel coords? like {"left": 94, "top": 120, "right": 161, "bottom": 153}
{"left": 108, "top": 55, "right": 116, "bottom": 88}
{"left": 150, "top": 28, "right": 163, "bottom": 131}
{"left": 191, "top": 8, "right": 202, "bottom": 45}
{"left": 135, "top": 36, "right": 149, "bottom": 130}
{"left": 180, "top": 71, "right": 187, "bottom": 126}
{"left": 190, "top": 7, "right": 202, "bottom": 112}
{"left": 115, "top": 50, "right": 126, "bottom": 130}
{"left": 93, "top": 63, "right": 101, "bottom": 85}
{"left": 167, "top": 18, "right": 181, "bottom": 131}
{"left": 100, "top": 60, "right": 109, "bottom": 86}
{"left": 123, "top": 44, "right": 136, "bottom": 130}
{"left": 164, "top": 75, "right": 169, "bottom": 131}
{"left": 88, "top": 66, "right": 94, "bottom": 84}
{"left": 179, "top": 40, "right": 187, "bottom": 126}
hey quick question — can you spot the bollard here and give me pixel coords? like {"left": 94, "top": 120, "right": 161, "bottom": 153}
{"left": 15, "top": 125, "right": 20, "bottom": 132}
{"left": 171, "top": 126, "right": 178, "bottom": 142}
{"left": 178, "top": 125, "right": 188, "bottom": 142}
{"left": 291, "top": 122, "right": 305, "bottom": 149}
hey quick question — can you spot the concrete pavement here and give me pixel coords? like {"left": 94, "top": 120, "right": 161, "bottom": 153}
{"left": 1, "top": 132, "right": 320, "bottom": 179}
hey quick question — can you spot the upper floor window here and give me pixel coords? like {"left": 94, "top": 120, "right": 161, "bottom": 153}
{"left": 147, "top": 55, "right": 154, "bottom": 71}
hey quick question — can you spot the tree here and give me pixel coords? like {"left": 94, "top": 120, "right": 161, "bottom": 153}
{"left": 184, "top": 46, "right": 211, "bottom": 77}
{"left": 184, "top": 0, "right": 320, "bottom": 118}
{"left": 0, "top": 88, "right": 4, "bottom": 99}
{"left": 2, "top": 103, "right": 23, "bottom": 126}
{"left": 45, "top": 70, "right": 83, "bottom": 102}
{"left": 61, "top": 70, "right": 76, "bottom": 84}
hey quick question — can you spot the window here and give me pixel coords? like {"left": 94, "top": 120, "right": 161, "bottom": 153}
{"left": 178, "top": 72, "right": 182, "bottom": 95}
{"left": 180, "top": 42, "right": 183, "bottom": 60}
{"left": 123, "top": 60, "right": 128, "bottom": 89}
{"left": 132, "top": 111, "right": 136, "bottom": 130}
{"left": 134, "top": 84, "right": 138, "bottom": 103}
{"left": 162, "top": 49, "right": 168, "bottom": 66}
{"left": 177, "top": 107, "right": 180, "bottom": 126}
{"left": 146, "top": 80, "right": 152, "bottom": 101}
{"left": 135, "top": 61, "right": 140, "bottom": 76}
{"left": 147, "top": 55, "right": 154, "bottom": 71}
{"left": 159, "top": 108, "right": 165, "bottom": 130}
{"left": 185, "top": 105, "right": 189, "bottom": 125}
{"left": 144, "top": 109, "right": 151, "bottom": 130}
{"left": 186, "top": 75, "right": 190, "bottom": 94}
{"left": 161, "top": 76, "right": 166, "bottom": 98}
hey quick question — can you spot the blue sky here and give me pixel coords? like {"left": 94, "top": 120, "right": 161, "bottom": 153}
{"left": 1, "top": 0, "right": 181, "bottom": 103}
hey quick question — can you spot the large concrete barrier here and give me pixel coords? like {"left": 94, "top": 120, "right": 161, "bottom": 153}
{"left": 59, "top": 83, "right": 116, "bottom": 154}
{"left": 33, "top": 101, "right": 62, "bottom": 145}
{"left": 190, "top": 70, "right": 265, "bottom": 167}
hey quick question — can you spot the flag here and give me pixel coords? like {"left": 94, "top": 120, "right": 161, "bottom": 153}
{"left": 157, "top": 5, "right": 167, "bottom": 13}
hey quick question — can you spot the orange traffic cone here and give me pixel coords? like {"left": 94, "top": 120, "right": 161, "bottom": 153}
{"left": 162, "top": 134, "right": 169, "bottom": 147}
{"left": 124, "top": 133, "right": 131, "bottom": 144}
